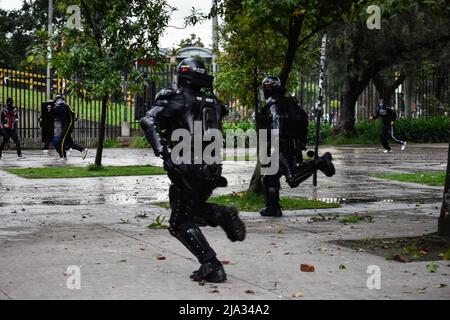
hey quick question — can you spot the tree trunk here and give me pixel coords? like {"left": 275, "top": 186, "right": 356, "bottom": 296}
{"left": 438, "top": 143, "right": 450, "bottom": 237}
{"left": 333, "top": 90, "right": 359, "bottom": 136}
{"left": 248, "top": 66, "right": 263, "bottom": 194}
{"left": 279, "top": 16, "right": 303, "bottom": 88}
{"left": 95, "top": 95, "right": 108, "bottom": 166}
{"left": 403, "top": 76, "right": 413, "bottom": 118}
{"left": 372, "top": 72, "right": 405, "bottom": 106}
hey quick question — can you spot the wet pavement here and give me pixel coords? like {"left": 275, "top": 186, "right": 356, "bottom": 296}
{"left": 0, "top": 144, "right": 448, "bottom": 299}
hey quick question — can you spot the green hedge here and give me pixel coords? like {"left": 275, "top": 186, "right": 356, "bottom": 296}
{"left": 129, "top": 116, "right": 449, "bottom": 149}
{"left": 222, "top": 116, "right": 449, "bottom": 146}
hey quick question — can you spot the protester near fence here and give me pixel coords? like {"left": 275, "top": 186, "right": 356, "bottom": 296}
{"left": 52, "top": 94, "right": 88, "bottom": 161}
{"left": 140, "top": 58, "right": 246, "bottom": 283}
{"left": 40, "top": 101, "right": 55, "bottom": 152}
{"left": 370, "top": 99, "right": 407, "bottom": 153}
{"left": 0, "top": 97, "right": 24, "bottom": 160}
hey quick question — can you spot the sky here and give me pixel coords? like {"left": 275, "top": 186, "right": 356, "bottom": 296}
{"left": 0, "top": 0, "right": 213, "bottom": 49}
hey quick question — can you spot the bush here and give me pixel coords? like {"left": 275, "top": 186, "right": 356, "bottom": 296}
{"left": 130, "top": 116, "right": 449, "bottom": 149}
{"left": 324, "top": 117, "right": 449, "bottom": 145}
{"left": 103, "top": 138, "right": 122, "bottom": 148}
{"left": 130, "top": 136, "right": 150, "bottom": 148}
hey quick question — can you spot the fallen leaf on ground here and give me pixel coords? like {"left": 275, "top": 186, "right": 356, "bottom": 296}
{"left": 300, "top": 264, "right": 315, "bottom": 272}
{"left": 339, "top": 264, "right": 346, "bottom": 269}
{"left": 437, "top": 284, "right": 447, "bottom": 288}
{"left": 292, "top": 291, "right": 304, "bottom": 298}
{"left": 221, "top": 260, "right": 231, "bottom": 265}
{"left": 156, "top": 256, "right": 166, "bottom": 260}
{"left": 209, "top": 289, "right": 220, "bottom": 293}
{"left": 245, "top": 290, "right": 255, "bottom": 294}
{"left": 393, "top": 254, "right": 408, "bottom": 263}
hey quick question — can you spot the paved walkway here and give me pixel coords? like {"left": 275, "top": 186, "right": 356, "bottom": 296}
{"left": 0, "top": 144, "right": 448, "bottom": 299}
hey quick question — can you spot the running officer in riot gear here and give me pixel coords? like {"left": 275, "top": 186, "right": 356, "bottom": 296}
{"left": 140, "top": 58, "right": 246, "bottom": 283}
{"left": 258, "top": 76, "right": 336, "bottom": 217}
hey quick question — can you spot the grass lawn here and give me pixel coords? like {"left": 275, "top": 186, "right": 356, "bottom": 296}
{"left": 370, "top": 172, "right": 446, "bottom": 186}
{"left": 154, "top": 190, "right": 341, "bottom": 212}
{"left": 5, "top": 165, "right": 165, "bottom": 179}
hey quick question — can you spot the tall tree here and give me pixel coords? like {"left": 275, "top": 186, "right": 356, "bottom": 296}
{"left": 177, "top": 33, "right": 205, "bottom": 48}
{"left": 49, "top": 0, "right": 172, "bottom": 165}
{"left": 213, "top": 0, "right": 358, "bottom": 192}
{"left": 328, "top": 0, "right": 450, "bottom": 135}
{"left": 439, "top": 144, "right": 450, "bottom": 236}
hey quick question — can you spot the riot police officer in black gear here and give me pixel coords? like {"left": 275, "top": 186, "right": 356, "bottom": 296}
{"left": 140, "top": 58, "right": 246, "bottom": 283}
{"left": 258, "top": 76, "right": 336, "bottom": 217}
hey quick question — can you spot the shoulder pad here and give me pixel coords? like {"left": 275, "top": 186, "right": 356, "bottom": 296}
{"left": 154, "top": 88, "right": 182, "bottom": 101}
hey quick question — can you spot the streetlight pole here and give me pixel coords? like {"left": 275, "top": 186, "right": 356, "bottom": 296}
{"left": 46, "top": 0, "right": 53, "bottom": 100}
{"left": 211, "top": 0, "right": 219, "bottom": 75}
{"left": 313, "top": 33, "right": 327, "bottom": 187}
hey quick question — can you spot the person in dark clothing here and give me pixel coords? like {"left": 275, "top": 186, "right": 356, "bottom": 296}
{"left": 140, "top": 58, "right": 246, "bottom": 283}
{"left": 52, "top": 94, "right": 88, "bottom": 160}
{"left": 0, "top": 97, "right": 24, "bottom": 159}
{"left": 258, "top": 76, "right": 336, "bottom": 217}
{"left": 370, "top": 99, "right": 407, "bottom": 153}
{"left": 40, "top": 101, "right": 55, "bottom": 152}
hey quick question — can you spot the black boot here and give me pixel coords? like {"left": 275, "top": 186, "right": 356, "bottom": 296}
{"left": 260, "top": 206, "right": 282, "bottom": 217}
{"left": 260, "top": 184, "right": 282, "bottom": 217}
{"left": 316, "top": 152, "right": 335, "bottom": 177}
{"left": 217, "top": 207, "right": 246, "bottom": 242}
{"left": 190, "top": 258, "right": 227, "bottom": 283}
{"left": 286, "top": 152, "right": 335, "bottom": 188}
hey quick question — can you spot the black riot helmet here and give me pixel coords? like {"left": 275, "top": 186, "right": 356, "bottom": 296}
{"left": 261, "top": 76, "right": 283, "bottom": 99}
{"left": 6, "top": 97, "right": 13, "bottom": 108}
{"left": 53, "top": 94, "right": 65, "bottom": 106}
{"left": 177, "top": 58, "right": 213, "bottom": 90}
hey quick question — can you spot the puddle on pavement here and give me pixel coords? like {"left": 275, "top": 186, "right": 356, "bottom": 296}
{"left": 307, "top": 197, "right": 442, "bottom": 204}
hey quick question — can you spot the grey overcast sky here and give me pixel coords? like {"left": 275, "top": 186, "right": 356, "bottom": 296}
{"left": 0, "top": 0, "right": 213, "bottom": 49}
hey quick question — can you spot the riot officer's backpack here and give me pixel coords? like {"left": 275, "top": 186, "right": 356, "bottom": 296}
{"left": 282, "top": 96, "right": 309, "bottom": 145}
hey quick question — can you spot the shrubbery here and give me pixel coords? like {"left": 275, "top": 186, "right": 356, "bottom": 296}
{"left": 221, "top": 116, "right": 449, "bottom": 146}
{"left": 128, "top": 116, "right": 448, "bottom": 149}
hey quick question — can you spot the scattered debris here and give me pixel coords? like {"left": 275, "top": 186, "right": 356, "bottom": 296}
{"left": 221, "top": 260, "right": 231, "bottom": 265}
{"left": 245, "top": 290, "right": 255, "bottom": 294}
{"left": 393, "top": 254, "right": 408, "bottom": 263}
{"left": 292, "top": 291, "right": 304, "bottom": 298}
{"left": 147, "top": 215, "right": 169, "bottom": 229}
{"left": 209, "top": 289, "right": 220, "bottom": 293}
{"left": 119, "top": 218, "right": 130, "bottom": 224}
{"left": 339, "top": 264, "right": 346, "bottom": 270}
{"left": 426, "top": 262, "right": 439, "bottom": 273}
{"left": 156, "top": 256, "right": 166, "bottom": 260}
{"left": 300, "top": 264, "right": 315, "bottom": 272}
{"left": 135, "top": 212, "right": 148, "bottom": 219}
{"left": 340, "top": 214, "right": 373, "bottom": 224}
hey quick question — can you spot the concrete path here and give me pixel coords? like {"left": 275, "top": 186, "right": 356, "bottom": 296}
{"left": 0, "top": 144, "right": 448, "bottom": 299}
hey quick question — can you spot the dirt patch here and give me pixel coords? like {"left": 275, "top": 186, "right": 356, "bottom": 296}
{"left": 332, "top": 233, "right": 450, "bottom": 262}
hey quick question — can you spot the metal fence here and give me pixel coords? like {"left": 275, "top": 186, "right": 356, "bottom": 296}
{"left": 1, "top": 65, "right": 448, "bottom": 149}
{"left": 293, "top": 67, "right": 449, "bottom": 124}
